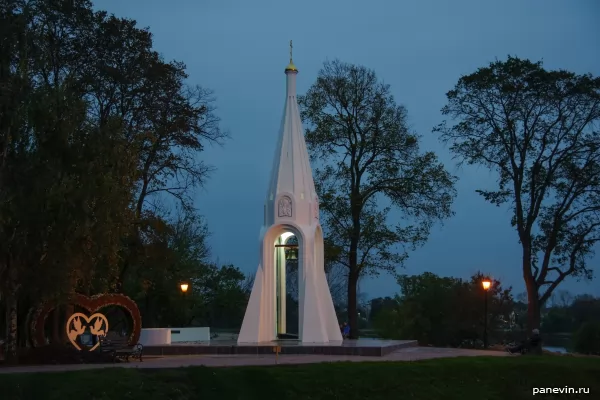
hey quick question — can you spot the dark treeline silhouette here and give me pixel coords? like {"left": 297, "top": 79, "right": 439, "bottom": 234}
{"left": 369, "top": 276, "right": 599, "bottom": 355}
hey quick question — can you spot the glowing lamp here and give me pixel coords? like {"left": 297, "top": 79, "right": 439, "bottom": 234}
{"left": 482, "top": 279, "right": 491, "bottom": 291}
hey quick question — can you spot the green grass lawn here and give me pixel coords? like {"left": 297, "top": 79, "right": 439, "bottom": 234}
{"left": 1, "top": 356, "right": 598, "bottom": 400}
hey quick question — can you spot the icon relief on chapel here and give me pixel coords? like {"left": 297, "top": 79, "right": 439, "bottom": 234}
{"left": 278, "top": 196, "right": 293, "bottom": 217}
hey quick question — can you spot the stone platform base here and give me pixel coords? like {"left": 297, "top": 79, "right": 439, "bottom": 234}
{"left": 143, "top": 339, "right": 417, "bottom": 357}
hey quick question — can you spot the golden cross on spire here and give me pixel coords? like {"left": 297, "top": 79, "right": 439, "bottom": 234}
{"left": 285, "top": 40, "right": 298, "bottom": 72}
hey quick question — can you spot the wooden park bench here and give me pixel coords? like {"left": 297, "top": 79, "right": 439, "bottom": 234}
{"left": 506, "top": 336, "right": 542, "bottom": 355}
{"left": 521, "top": 338, "right": 542, "bottom": 355}
{"left": 99, "top": 332, "right": 143, "bottom": 363}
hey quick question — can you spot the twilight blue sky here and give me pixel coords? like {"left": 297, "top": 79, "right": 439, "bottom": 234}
{"left": 94, "top": 0, "right": 600, "bottom": 299}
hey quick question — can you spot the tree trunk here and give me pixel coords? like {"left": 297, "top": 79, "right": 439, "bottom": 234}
{"left": 347, "top": 269, "right": 359, "bottom": 339}
{"left": 526, "top": 285, "right": 543, "bottom": 355}
{"left": 4, "top": 292, "right": 18, "bottom": 364}
{"left": 526, "top": 289, "right": 541, "bottom": 331}
{"left": 59, "top": 305, "right": 74, "bottom": 344}
{"left": 24, "top": 307, "right": 34, "bottom": 348}
{"left": 144, "top": 294, "right": 153, "bottom": 327}
{"left": 348, "top": 190, "right": 361, "bottom": 339}
{"left": 522, "top": 246, "right": 541, "bottom": 333}
{"left": 4, "top": 260, "right": 19, "bottom": 364}
{"left": 52, "top": 307, "right": 60, "bottom": 344}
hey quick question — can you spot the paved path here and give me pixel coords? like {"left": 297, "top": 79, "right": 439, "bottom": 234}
{"left": 0, "top": 347, "right": 507, "bottom": 374}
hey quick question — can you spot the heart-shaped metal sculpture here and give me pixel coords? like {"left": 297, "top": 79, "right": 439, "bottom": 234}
{"left": 31, "top": 293, "right": 141, "bottom": 348}
{"left": 65, "top": 312, "right": 109, "bottom": 351}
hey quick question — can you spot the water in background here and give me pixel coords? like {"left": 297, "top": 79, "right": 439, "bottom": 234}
{"left": 544, "top": 346, "right": 568, "bottom": 353}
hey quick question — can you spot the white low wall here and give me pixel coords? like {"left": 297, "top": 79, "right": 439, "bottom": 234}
{"left": 170, "top": 327, "right": 210, "bottom": 342}
{"left": 139, "top": 328, "right": 171, "bottom": 346}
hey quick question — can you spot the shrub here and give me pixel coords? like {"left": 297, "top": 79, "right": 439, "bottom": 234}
{"left": 572, "top": 321, "right": 600, "bottom": 355}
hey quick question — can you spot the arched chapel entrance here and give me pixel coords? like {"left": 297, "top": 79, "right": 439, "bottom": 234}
{"left": 274, "top": 231, "right": 300, "bottom": 339}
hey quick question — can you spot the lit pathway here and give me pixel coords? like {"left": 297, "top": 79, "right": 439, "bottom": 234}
{"left": 0, "top": 347, "right": 507, "bottom": 374}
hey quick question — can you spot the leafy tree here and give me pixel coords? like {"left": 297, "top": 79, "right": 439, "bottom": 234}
{"left": 572, "top": 321, "right": 600, "bottom": 355}
{"left": 123, "top": 209, "right": 251, "bottom": 330}
{"left": 372, "top": 299, "right": 402, "bottom": 340}
{"left": 436, "top": 56, "right": 600, "bottom": 331}
{"left": 542, "top": 294, "right": 599, "bottom": 335}
{"left": 0, "top": 0, "right": 226, "bottom": 362}
{"left": 569, "top": 295, "right": 600, "bottom": 329}
{"left": 323, "top": 239, "right": 348, "bottom": 307}
{"left": 198, "top": 264, "right": 250, "bottom": 329}
{"left": 0, "top": 1, "right": 31, "bottom": 360}
{"left": 542, "top": 307, "right": 572, "bottom": 334}
{"left": 21, "top": 0, "right": 226, "bottom": 218}
{"left": 369, "top": 296, "right": 397, "bottom": 323}
{"left": 374, "top": 272, "right": 513, "bottom": 347}
{"left": 0, "top": 1, "right": 140, "bottom": 359}
{"left": 298, "top": 60, "right": 456, "bottom": 338}
{"left": 72, "top": 5, "right": 227, "bottom": 286}
{"left": 0, "top": 71, "right": 137, "bottom": 361}
{"left": 123, "top": 209, "right": 210, "bottom": 327}
{"left": 511, "top": 298, "right": 528, "bottom": 331}
{"left": 2, "top": 0, "right": 226, "bottom": 287}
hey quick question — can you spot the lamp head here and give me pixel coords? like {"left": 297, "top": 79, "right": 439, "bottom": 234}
{"left": 482, "top": 279, "right": 491, "bottom": 291}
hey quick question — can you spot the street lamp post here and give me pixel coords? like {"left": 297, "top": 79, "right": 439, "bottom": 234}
{"left": 482, "top": 278, "right": 491, "bottom": 349}
{"left": 179, "top": 283, "right": 190, "bottom": 327}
